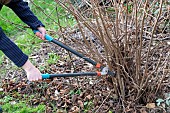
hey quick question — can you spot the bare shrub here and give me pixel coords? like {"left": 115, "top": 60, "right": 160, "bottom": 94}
{"left": 55, "top": 0, "right": 170, "bottom": 110}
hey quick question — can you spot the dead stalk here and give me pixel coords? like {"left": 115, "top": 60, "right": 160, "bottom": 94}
{"left": 138, "top": 0, "right": 163, "bottom": 98}
{"left": 155, "top": 52, "right": 170, "bottom": 94}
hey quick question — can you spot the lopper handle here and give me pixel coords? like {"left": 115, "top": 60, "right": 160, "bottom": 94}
{"left": 41, "top": 72, "right": 99, "bottom": 79}
{"left": 42, "top": 74, "right": 50, "bottom": 79}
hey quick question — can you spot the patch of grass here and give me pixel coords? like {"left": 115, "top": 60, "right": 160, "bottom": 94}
{"left": 31, "top": 0, "right": 76, "bottom": 30}
{"left": 47, "top": 52, "right": 60, "bottom": 65}
{"left": 83, "top": 100, "right": 94, "bottom": 112}
{"left": 14, "top": 29, "right": 43, "bottom": 55}
{"left": 69, "top": 89, "right": 82, "bottom": 96}
{"left": 0, "top": 6, "right": 25, "bottom": 36}
{"left": 0, "top": 95, "right": 45, "bottom": 113}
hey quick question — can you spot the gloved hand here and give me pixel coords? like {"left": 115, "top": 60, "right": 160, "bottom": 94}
{"left": 22, "top": 60, "right": 42, "bottom": 81}
{"left": 36, "top": 26, "right": 46, "bottom": 40}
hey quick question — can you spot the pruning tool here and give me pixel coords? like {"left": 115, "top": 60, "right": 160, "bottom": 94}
{"left": 34, "top": 30, "right": 116, "bottom": 79}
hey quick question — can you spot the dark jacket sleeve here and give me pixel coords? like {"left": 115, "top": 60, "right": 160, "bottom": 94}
{"left": 0, "top": 27, "right": 28, "bottom": 67}
{"left": 6, "top": 0, "right": 45, "bottom": 30}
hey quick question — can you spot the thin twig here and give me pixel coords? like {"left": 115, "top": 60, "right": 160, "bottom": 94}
{"left": 95, "top": 90, "right": 112, "bottom": 113}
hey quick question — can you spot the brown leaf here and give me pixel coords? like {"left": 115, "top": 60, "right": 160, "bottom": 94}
{"left": 56, "top": 109, "right": 66, "bottom": 113}
{"left": 46, "top": 89, "right": 51, "bottom": 95}
{"left": 139, "top": 108, "right": 147, "bottom": 113}
{"left": 62, "top": 102, "right": 68, "bottom": 108}
{"left": 72, "top": 95, "right": 78, "bottom": 103}
{"left": 60, "top": 89, "right": 69, "bottom": 94}
{"left": 146, "top": 103, "right": 155, "bottom": 108}
{"left": 78, "top": 100, "right": 84, "bottom": 108}
{"left": 85, "top": 94, "right": 92, "bottom": 100}
{"left": 70, "top": 106, "right": 80, "bottom": 113}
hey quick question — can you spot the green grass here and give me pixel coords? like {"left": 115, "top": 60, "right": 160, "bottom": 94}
{"left": 47, "top": 52, "right": 60, "bottom": 64}
{"left": 83, "top": 100, "right": 94, "bottom": 112}
{"left": 14, "top": 29, "right": 43, "bottom": 55}
{"left": 0, "top": 6, "right": 24, "bottom": 36}
{"left": 0, "top": 51, "right": 4, "bottom": 64}
{"left": 0, "top": 95, "right": 45, "bottom": 113}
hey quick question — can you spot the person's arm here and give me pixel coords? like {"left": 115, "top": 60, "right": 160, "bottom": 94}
{"left": 3, "top": 0, "right": 45, "bottom": 81}
{"left": 6, "top": 0, "right": 46, "bottom": 39}
{"left": 0, "top": 27, "right": 42, "bottom": 81}
{"left": 6, "top": 0, "right": 44, "bottom": 30}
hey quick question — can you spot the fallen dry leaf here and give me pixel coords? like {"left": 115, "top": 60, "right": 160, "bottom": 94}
{"left": 139, "top": 108, "right": 147, "bottom": 113}
{"left": 70, "top": 106, "right": 80, "bottom": 113}
{"left": 85, "top": 94, "right": 92, "bottom": 100}
{"left": 77, "top": 100, "right": 84, "bottom": 108}
{"left": 146, "top": 103, "right": 155, "bottom": 108}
